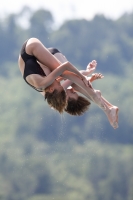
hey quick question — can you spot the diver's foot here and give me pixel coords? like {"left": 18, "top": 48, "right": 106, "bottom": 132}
{"left": 86, "top": 60, "right": 97, "bottom": 73}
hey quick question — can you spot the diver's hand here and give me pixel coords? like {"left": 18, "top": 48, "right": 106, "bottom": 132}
{"left": 90, "top": 73, "right": 104, "bottom": 82}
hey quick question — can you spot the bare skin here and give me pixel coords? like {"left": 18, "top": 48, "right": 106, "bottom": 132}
{"left": 38, "top": 53, "right": 106, "bottom": 112}
{"left": 19, "top": 38, "right": 105, "bottom": 110}
{"left": 19, "top": 40, "right": 119, "bottom": 128}
{"left": 40, "top": 49, "right": 119, "bottom": 128}
{"left": 54, "top": 53, "right": 119, "bottom": 129}
{"left": 67, "top": 62, "right": 119, "bottom": 129}
{"left": 18, "top": 37, "right": 88, "bottom": 92}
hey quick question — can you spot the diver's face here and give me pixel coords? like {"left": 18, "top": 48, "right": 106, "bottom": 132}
{"left": 52, "top": 80, "right": 64, "bottom": 91}
{"left": 66, "top": 88, "right": 78, "bottom": 100}
{"left": 46, "top": 80, "right": 64, "bottom": 93}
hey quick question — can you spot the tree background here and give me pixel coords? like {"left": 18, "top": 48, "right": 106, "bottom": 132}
{"left": 0, "top": 7, "right": 132, "bottom": 200}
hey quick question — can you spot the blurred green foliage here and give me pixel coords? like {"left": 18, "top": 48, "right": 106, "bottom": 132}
{"left": 0, "top": 7, "right": 132, "bottom": 200}
{"left": 0, "top": 140, "right": 133, "bottom": 200}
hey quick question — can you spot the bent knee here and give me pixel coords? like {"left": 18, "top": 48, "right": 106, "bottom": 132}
{"left": 26, "top": 38, "right": 42, "bottom": 54}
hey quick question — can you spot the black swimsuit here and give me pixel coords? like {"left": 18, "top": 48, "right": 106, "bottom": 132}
{"left": 20, "top": 40, "right": 46, "bottom": 92}
{"left": 20, "top": 40, "right": 61, "bottom": 92}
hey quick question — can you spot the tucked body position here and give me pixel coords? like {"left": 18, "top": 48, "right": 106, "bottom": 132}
{"left": 18, "top": 38, "right": 90, "bottom": 113}
{"left": 18, "top": 38, "right": 119, "bottom": 129}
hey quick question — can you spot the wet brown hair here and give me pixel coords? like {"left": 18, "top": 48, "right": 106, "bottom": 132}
{"left": 65, "top": 96, "right": 91, "bottom": 116}
{"left": 44, "top": 89, "right": 67, "bottom": 114}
